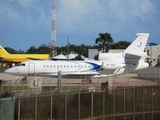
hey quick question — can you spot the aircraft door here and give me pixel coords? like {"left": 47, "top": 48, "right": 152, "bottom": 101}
{"left": 28, "top": 62, "right": 35, "bottom": 75}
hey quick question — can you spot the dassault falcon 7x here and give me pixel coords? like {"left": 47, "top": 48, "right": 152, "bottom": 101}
{"left": 5, "top": 33, "right": 150, "bottom": 79}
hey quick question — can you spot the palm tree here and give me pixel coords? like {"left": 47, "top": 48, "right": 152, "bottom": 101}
{"left": 95, "top": 32, "right": 114, "bottom": 52}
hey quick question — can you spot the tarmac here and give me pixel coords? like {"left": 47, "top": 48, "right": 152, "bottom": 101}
{"left": 0, "top": 72, "right": 156, "bottom": 88}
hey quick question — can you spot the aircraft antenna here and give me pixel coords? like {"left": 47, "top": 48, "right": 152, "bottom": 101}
{"left": 50, "top": 0, "right": 57, "bottom": 57}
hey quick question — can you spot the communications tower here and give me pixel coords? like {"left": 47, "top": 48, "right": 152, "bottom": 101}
{"left": 50, "top": 0, "right": 57, "bottom": 57}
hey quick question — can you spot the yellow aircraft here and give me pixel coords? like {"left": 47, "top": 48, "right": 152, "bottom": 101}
{"left": 0, "top": 45, "right": 49, "bottom": 63}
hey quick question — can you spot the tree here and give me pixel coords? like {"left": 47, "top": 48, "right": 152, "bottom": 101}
{"left": 95, "top": 32, "right": 114, "bottom": 52}
{"left": 94, "top": 54, "right": 98, "bottom": 60}
{"left": 4, "top": 47, "right": 19, "bottom": 54}
{"left": 148, "top": 42, "right": 158, "bottom": 46}
{"left": 26, "top": 46, "right": 37, "bottom": 53}
{"left": 37, "top": 44, "right": 50, "bottom": 54}
{"left": 111, "top": 41, "right": 131, "bottom": 49}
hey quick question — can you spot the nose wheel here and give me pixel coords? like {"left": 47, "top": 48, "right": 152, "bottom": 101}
{"left": 22, "top": 76, "right": 29, "bottom": 84}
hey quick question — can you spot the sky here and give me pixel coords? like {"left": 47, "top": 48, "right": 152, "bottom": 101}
{"left": 0, "top": 0, "right": 160, "bottom": 51}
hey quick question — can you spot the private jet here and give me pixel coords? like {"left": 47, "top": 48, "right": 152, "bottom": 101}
{"left": 5, "top": 33, "right": 150, "bottom": 79}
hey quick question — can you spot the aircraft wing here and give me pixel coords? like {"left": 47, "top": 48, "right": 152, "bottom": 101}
{"left": 92, "top": 74, "right": 118, "bottom": 78}
{"left": 0, "top": 57, "right": 4, "bottom": 59}
{"left": 26, "top": 57, "right": 49, "bottom": 60}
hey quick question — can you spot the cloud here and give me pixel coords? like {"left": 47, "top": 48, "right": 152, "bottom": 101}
{"left": 18, "top": 0, "right": 39, "bottom": 8}
{"left": 56, "top": 0, "right": 155, "bottom": 36}
{"left": 57, "top": 0, "right": 107, "bottom": 34}
{"left": 0, "top": 1, "right": 20, "bottom": 25}
{"left": 0, "top": 0, "right": 50, "bottom": 32}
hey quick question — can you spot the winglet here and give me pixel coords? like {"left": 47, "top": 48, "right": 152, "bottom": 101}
{"left": 124, "top": 33, "right": 149, "bottom": 55}
{"left": 0, "top": 45, "right": 9, "bottom": 55}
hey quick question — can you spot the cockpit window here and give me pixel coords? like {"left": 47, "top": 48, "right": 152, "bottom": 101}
{"left": 21, "top": 63, "right": 25, "bottom": 66}
{"left": 16, "top": 63, "right": 21, "bottom": 66}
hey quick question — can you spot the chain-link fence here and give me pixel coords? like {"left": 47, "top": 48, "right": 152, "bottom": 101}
{"left": 1, "top": 85, "right": 160, "bottom": 120}
{"left": 0, "top": 97, "right": 15, "bottom": 120}
{"left": 1, "top": 67, "right": 160, "bottom": 120}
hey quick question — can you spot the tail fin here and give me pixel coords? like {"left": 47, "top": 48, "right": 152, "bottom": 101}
{"left": 0, "top": 45, "right": 9, "bottom": 55}
{"left": 124, "top": 33, "right": 149, "bottom": 57}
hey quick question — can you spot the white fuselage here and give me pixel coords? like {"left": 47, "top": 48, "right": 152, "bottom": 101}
{"left": 5, "top": 60, "right": 105, "bottom": 77}
{"left": 5, "top": 54, "right": 148, "bottom": 78}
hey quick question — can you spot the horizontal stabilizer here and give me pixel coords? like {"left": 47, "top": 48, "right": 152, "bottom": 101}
{"left": 125, "top": 52, "right": 150, "bottom": 58}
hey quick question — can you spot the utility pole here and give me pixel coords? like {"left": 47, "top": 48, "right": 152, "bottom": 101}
{"left": 50, "top": 0, "right": 57, "bottom": 57}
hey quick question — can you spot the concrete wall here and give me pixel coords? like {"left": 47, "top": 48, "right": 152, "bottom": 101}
{"left": 88, "top": 49, "right": 98, "bottom": 59}
{"left": 138, "top": 67, "right": 160, "bottom": 80}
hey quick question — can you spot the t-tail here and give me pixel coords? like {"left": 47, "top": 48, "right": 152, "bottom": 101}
{"left": 124, "top": 33, "right": 149, "bottom": 58}
{"left": 124, "top": 33, "right": 150, "bottom": 72}
{"left": 0, "top": 45, "right": 9, "bottom": 55}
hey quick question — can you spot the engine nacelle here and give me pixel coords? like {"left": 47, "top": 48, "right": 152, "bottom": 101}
{"left": 102, "top": 62, "right": 125, "bottom": 70}
{"left": 98, "top": 53, "right": 123, "bottom": 61}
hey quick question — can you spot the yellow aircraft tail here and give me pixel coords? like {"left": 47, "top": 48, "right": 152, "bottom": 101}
{"left": 0, "top": 45, "right": 9, "bottom": 55}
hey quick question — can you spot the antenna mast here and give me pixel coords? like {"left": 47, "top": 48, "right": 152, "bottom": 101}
{"left": 50, "top": 0, "right": 57, "bottom": 57}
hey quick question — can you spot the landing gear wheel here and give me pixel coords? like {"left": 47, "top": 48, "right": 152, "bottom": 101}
{"left": 22, "top": 76, "right": 28, "bottom": 84}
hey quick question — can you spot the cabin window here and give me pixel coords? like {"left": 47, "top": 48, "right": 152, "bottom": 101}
{"left": 47, "top": 65, "right": 49, "bottom": 68}
{"left": 60, "top": 65, "right": 63, "bottom": 68}
{"left": 88, "top": 65, "right": 90, "bottom": 68}
{"left": 50, "top": 65, "right": 52, "bottom": 68}
{"left": 64, "top": 65, "right": 66, "bottom": 68}
{"left": 43, "top": 65, "right": 45, "bottom": 68}
{"left": 54, "top": 65, "right": 56, "bottom": 68}
{"left": 67, "top": 65, "right": 69, "bottom": 68}
{"left": 57, "top": 65, "right": 59, "bottom": 68}
{"left": 74, "top": 65, "right": 76, "bottom": 68}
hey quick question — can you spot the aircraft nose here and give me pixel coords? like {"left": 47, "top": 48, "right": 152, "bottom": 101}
{"left": 5, "top": 68, "right": 13, "bottom": 74}
{"left": 5, "top": 68, "right": 18, "bottom": 75}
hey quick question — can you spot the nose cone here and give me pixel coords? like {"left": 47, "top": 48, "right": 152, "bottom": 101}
{"left": 5, "top": 68, "right": 18, "bottom": 75}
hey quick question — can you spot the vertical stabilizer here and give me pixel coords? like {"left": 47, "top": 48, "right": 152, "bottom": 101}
{"left": 0, "top": 45, "right": 9, "bottom": 55}
{"left": 125, "top": 33, "right": 149, "bottom": 53}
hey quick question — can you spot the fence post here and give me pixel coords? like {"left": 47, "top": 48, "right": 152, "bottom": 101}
{"left": 113, "top": 87, "right": 115, "bottom": 120}
{"left": 50, "top": 77, "right": 52, "bottom": 93}
{"left": 123, "top": 86, "right": 126, "bottom": 120}
{"left": 78, "top": 87, "right": 83, "bottom": 120}
{"left": 102, "top": 91, "right": 105, "bottom": 120}
{"left": 65, "top": 89, "right": 70, "bottom": 120}
{"left": 50, "top": 88, "right": 57, "bottom": 120}
{"left": 123, "top": 77, "right": 131, "bottom": 120}
{"left": 57, "top": 71, "right": 62, "bottom": 93}
{"left": 133, "top": 86, "right": 135, "bottom": 120}
{"left": 142, "top": 85, "right": 145, "bottom": 120}
{"left": 91, "top": 91, "right": 93, "bottom": 120}
{"left": 102, "top": 84, "right": 108, "bottom": 120}
{"left": 18, "top": 90, "right": 25, "bottom": 120}
{"left": 35, "top": 92, "right": 40, "bottom": 120}
{"left": 151, "top": 86, "right": 153, "bottom": 120}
